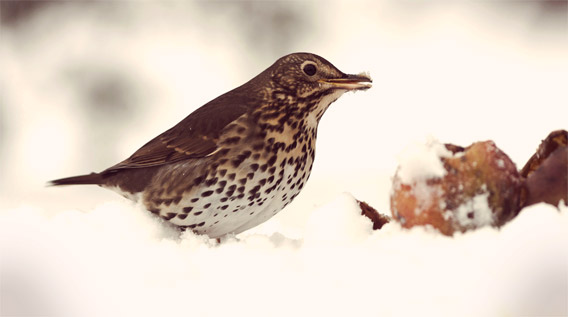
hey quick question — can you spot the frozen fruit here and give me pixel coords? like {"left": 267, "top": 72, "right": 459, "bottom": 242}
{"left": 521, "top": 130, "right": 567, "bottom": 207}
{"left": 390, "top": 140, "right": 523, "bottom": 235}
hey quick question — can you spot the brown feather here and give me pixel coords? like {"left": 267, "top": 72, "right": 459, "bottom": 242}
{"left": 105, "top": 91, "right": 255, "bottom": 171}
{"left": 48, "top": 173, "right": 103, "bottom": 186}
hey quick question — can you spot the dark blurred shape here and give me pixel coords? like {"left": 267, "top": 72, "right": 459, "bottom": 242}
{"left": 61, "top": 64, "right": 139, "bottom": 119}
{"left": 81, "top": 71, "right": 136, "bottom": 116}
{"left": 59, "top": 63, "right": 145, "bottom": 166}
{"left": 533, "top": 1, "right": 568, "bottom": 35}
{"left": 537, "top": 0, "right": 567, "bottom": 17}
{"left": 521, "top": 130, "right": 568, "bottom": 207}
{"left": 197, "top": 1, "right": 309, "bottom": 55}
{"left": 0, "top": 0, "right": 51, "bottom": 26}
{"left": 491, "top": 0, "right": 567, "bottom": 36}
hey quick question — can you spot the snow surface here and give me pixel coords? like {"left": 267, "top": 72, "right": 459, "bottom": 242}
{"left": 1, "top": 196, "right": 567, "bottom": 317}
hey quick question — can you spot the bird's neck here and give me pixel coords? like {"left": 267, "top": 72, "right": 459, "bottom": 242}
{"left": 309, "top": 89, "right": 346, "bottom": 122}
{"left": 249, "top": 89, "right": 346, "bottom": 157}
{"left": 256, "top": 89, "right": 345, "bottom": 129}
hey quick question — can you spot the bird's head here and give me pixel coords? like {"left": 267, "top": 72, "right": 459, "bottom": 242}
{"left": 269, "top": 52, "right": 372, "bottom": 98}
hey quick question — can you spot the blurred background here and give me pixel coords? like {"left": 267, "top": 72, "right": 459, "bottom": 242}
{"left": 1, "top": 0, "right": 566, "bottom": 236}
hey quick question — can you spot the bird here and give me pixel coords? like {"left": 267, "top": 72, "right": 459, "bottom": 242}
{"left": 49, "top": 52, "right": 372, "bottom": 238}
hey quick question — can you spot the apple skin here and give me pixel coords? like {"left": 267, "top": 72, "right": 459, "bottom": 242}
{"left": 390, "top": 141, "right": 524, "bottom": 236}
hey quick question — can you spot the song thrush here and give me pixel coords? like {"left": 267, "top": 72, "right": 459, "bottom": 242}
{"left": 50, "top": 52, "right": 372, "bottom": 238}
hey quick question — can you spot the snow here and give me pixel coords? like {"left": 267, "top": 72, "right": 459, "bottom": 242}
{"left": 411, "top": 180, "right": 443, "bottom": 216}
{"left": 304, "top": 193, "right": 373, "bottom": 246}
{"left": 1, "top": 198, "right": 567, "bottom": 316}
{"left": 455, "top": 189, "right": 494, "bottom": 228}
{"left": 497, "top": 159, "right": 505, "bottom": 169}
{"left": 395, "top": 138, "right": 453, "bottom": 184}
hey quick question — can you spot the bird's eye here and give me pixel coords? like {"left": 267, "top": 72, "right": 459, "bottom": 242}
{"left": 302, "top": 63, "right": 317, "bottom": 76}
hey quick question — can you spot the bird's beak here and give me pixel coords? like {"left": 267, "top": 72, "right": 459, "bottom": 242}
{"left": 319, "top": 73, "right": 372, "bottom": 91}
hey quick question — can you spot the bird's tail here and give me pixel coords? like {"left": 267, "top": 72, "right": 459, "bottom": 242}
{"left": 48, "top": 173, "right": 103, "bottom": 186}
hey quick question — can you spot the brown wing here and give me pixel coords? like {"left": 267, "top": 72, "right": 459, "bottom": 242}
{"left": 105, "top": 94, "right": 252, "bottom": 172}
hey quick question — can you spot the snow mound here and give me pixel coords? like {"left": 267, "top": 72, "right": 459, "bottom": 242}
{"left": 1, "top": 197, "right": 566, "bottom": 316}
{"left": 304, "top": 193, "right": 374, "bottom": 246}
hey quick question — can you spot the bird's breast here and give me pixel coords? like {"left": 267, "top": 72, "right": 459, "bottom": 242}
{"left": 140, "top": 112, "right": 319, "bottom": 238}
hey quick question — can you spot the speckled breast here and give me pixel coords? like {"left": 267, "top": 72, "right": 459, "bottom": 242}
{"left": 140, "top": 111, "right": 318, "bottom": 238}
